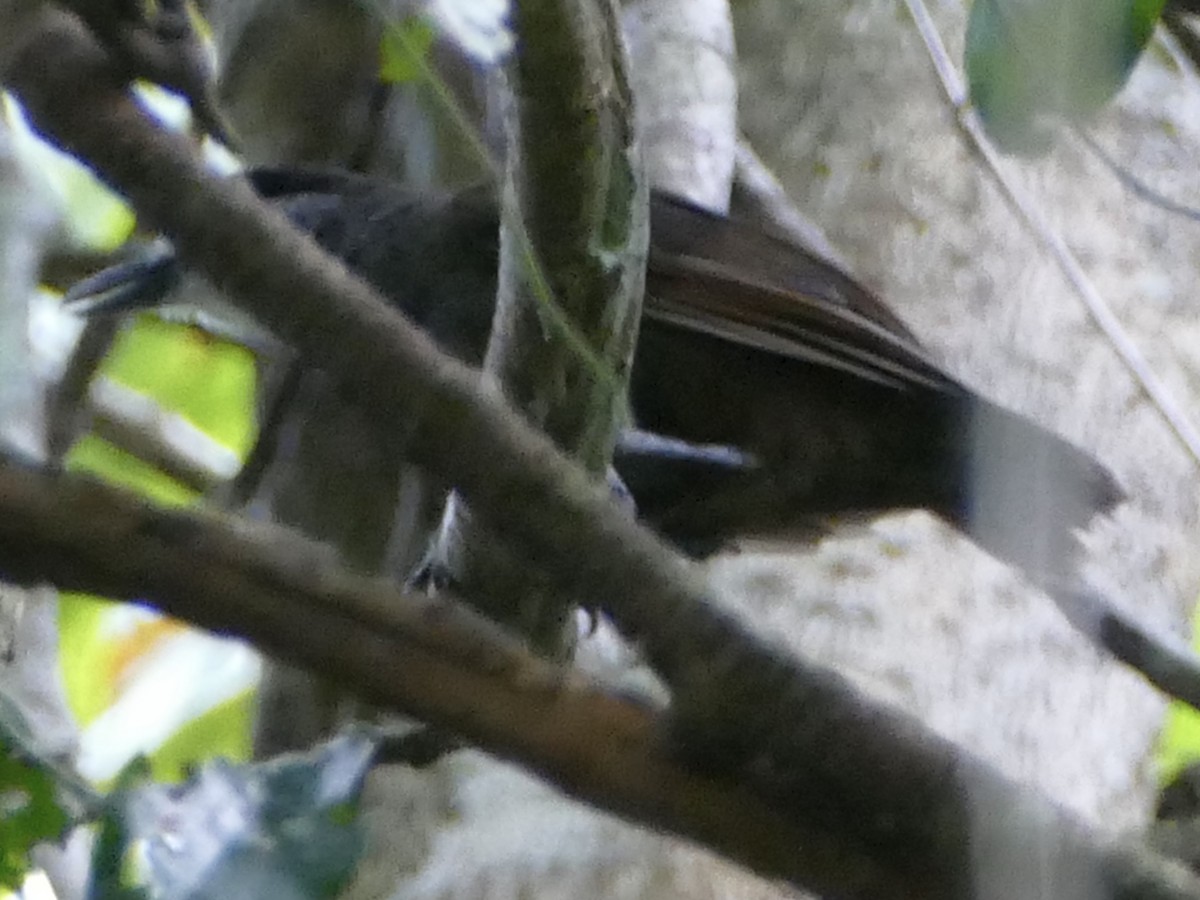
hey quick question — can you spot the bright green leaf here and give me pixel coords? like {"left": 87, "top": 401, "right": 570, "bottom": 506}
{"left": 149, "top": 692, "right": 255, "bottom": 782}
{"left": 0, "top": 692, "right": 99, "bottom": 891}
{"left": 56, "top": 319, "right": 257, "bottom": 779}
{"left": 58, "top": 592, "right": 122, "bottom": 729}
{"left": 380, "top": 18, "right": 439, "bottom": 84}
{"left": 66, "top": 436, "right": 198, "bottom": 506}
{"left": 3, "top": 95, "right": 135, "bottom": 252}
{"left": 0, "top": 751, "right": 69, "bottom": 890}
{"left": 100, "top": 317, "right": 258, "bottom": 454}
{"left": 1157, "top": 588, "right": 1200, "bottom": 782}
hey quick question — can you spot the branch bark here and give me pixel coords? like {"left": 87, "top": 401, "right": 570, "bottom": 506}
{"left": 0, "top": 458, "right": 889, "bottom": 897}
{"left": 426, "top": 0, "right": 647, "bottom": 652}
{"left": 4, "top": 446, "right": 1200, "bottom": 900}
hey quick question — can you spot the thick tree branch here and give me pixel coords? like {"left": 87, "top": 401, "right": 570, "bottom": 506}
{"left": 495, "top": 0, "right": 643, "bottom": 473}
{"left": 427, "top": 0, "right": 647, "bottom": 650}
{"left": 5, "top": 10, "right": 1200, "bottom": 899}
{"left": 0, "top": 457, "right": 889, "bottom": 898}
{"left": 3, "top": 452, "right": 1200, "bottom": 900}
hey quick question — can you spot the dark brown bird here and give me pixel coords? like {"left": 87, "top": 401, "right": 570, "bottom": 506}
{"left": 225, "top": 168, "right": 1120, "bottom": 584}
{"left": 70, "top": 167, "right": 1200, "bottom": 710}
{"left": 66, "top": 167, "right": 1119, "bottom": 573}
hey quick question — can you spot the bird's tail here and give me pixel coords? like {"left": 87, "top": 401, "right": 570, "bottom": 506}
{"left": 941, "top": 396, "right": 1123, "bottom": 588}
{"left": 937, "top": 400, "right": 1200, "bottom": 711}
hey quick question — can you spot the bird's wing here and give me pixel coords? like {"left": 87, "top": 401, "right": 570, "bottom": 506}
{"left": 645, "top": 193, "right": 960, "bottom": 393}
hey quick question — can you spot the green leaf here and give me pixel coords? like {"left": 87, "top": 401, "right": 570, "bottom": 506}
{"left": 0, "top": 691, "right": 98, "bottom": 891}
{"left": 4, "top": 96, "right": 135, "bottom": 252}
{"left": 966, "top": 0, "right": 1167, "bottom": 155}
{"left": 379, "top": 17, "right": 439, "bottom": 84}
{"left": 0, "top": 751, "right": 69, "bottom": 890}
{"left": 66, "top": 436, "right": 199, "bottom": 507}
{"left": 58, "top": 593, "right": 126, "bottom": 730}
{"left": 1157, "top": 589, "right": 1200, "bottom": 782}
{"left": 149, "top": 692, "right": 254, "bottom": 782}
{"left": 100, "top": 316, "right": 258, "bottom": 454}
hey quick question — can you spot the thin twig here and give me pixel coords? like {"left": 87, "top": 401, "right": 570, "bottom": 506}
{"left": 1075, "top": 129, "right": 1200, "bottom": 224}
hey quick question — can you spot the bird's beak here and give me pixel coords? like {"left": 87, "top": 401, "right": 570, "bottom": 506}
{"left": 62, "top": 242, "right": 180, "bottom": 318}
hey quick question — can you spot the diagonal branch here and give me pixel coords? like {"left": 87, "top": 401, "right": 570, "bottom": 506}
{"left": 3, "top": 458, "right": 1200, "bottom": 900}
{"left": 0, "top": 456, "right": 892, "bottom": 897}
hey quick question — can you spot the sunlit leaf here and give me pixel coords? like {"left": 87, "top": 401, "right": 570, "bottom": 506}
{"left": 100, "top": 317, "right": 258, "bottom": 454}
{"left": 149, "top": 692, "right": 255, "bottom": 781}
{"left": 380, "top": 17, "right": 439, "bottom": 84}
{"left": 66, "top": 437, "right": 198, "bottom": 506}
{"left": 56, "top": 319, "right": 257, "bottom": 782}
{"left": 74, "top": 629, "right": 259, "bottom": 785}
{"left": 377, "top": 1, "right": 512, "bottom": 78}
{"left": 1156, "top": 588, "right": 1200, "bottom": 781}
{"left": 4, "top": 95, "right": 134, "bottom": 252}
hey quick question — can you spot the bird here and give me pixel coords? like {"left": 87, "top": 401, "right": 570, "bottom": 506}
{"left": 67, "top": 167, "right": 1119, "bottom": 571}
{"left": 66, "top": 166, "right": 1200, "bottom": 709}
